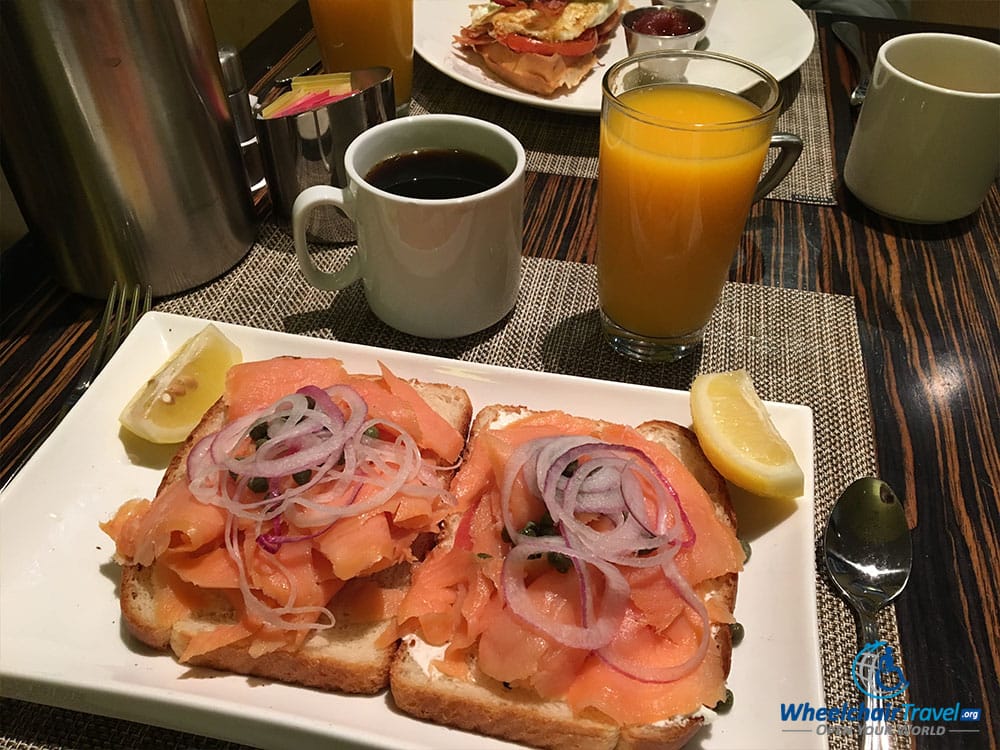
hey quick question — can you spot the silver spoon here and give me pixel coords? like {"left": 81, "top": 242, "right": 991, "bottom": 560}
{"left": 832, "top": 21, "right": 872, "bottom": 106}
{"left": 824, "top": 477, "right": 912, "bottom": 749}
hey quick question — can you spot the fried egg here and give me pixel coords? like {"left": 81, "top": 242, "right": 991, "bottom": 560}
{"left": 470, "top": 0, "right": 620, "bottom": 42}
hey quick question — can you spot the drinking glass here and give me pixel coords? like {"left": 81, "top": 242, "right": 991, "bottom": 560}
{"left": 307, "top": 0, "right": 413, "bottom": 117}
{"left": 597, "top": 50, "right": 801, "bottom": 362}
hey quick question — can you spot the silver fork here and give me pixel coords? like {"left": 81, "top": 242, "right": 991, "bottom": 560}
{"left": 2, "top": 281, "right": 153, "bottom": 490}
{"left": 59, "top": 281, "right": 153, "bottom": 417}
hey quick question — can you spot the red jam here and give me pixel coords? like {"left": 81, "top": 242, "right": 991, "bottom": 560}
{"left": 628, "top": 7, "right": 704, "bottom": 37}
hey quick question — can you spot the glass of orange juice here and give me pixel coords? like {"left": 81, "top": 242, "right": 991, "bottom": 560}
{"left": 597, "top": 50, "right": 802, "bottom": 362}
{"left": 307, "top": 0, "right": 413, "bottom": 117}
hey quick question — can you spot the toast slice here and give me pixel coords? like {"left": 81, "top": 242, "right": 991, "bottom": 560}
{"left": 111, "top": 372, "right": 472, "bottom": 695}
{"left": 390, "top": 405, "right": 740, "bottom": 749}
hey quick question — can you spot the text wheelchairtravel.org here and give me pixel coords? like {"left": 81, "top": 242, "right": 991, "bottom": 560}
{"left": 780, "top": 702, "right": 981, "bottom": 737}
{"left": 780, "top": 702, "right": 981, "bottom": 723}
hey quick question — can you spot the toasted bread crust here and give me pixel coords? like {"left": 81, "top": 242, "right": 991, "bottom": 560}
{"left": 391, "top": 642, "right": 620, "bottom": 750}
{"left": 390, "top": 405, "right": 739, "bottom": 749}
{"left": 172, "top": 619, "right": 397, "bottom": 694}
{"left": 475, "top": 42, "right": 596, "bottom": 96}
{"left": 119, "top": 564, "right": 171, "bottom": 649}
{"left": 157, "top": 399, "right": 226, "bottom": 495}
{"left": 116, "top": 373, "right": 472, "bottom": 694}
{"left": 391, "top": 638, "right": 709, "bottom": 750}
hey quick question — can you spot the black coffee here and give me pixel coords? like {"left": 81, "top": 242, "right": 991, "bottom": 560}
{"left": 365, "top": 148, "right": 508, "bottom": 199}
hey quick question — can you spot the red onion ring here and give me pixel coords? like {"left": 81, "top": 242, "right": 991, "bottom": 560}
{"left": 502, "top": 537, "right": 629, "bottom": 651}
{"left": 180, "top": 382, "right": 447, "bottom": 631}
{"left": 497, "top": 435, "right": 711, "bottom": 683}
{"left": 225, "top": 514, "right": 335, "bottom": 631}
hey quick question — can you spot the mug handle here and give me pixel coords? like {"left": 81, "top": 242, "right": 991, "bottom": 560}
{"left": 753, "top": 133, "right": 803, "bottom": 202}
{"left": 291, "top": 185, "right": 361, "bottom": 291}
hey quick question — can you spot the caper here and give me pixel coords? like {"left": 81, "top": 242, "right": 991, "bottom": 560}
{"left": 249, "top": 422, "right": 269, "bottom": 442}
{"left": 547, "top": 551, "right": 572, "bottom": 573}
{"left": 521, "top": 511, "right": 557, "bottom": 538}
{"left": 247, "top": 476, "right": 268, "bottom": 493}
{"left": 740, "top": 538, "right": 752, "bottom": 562}
{"left": 714, "top": 689, "right": 734, "bottom": 714}
{"left": 292, "top": 469, "right": 312, "bottom": 486}
{"left": 364, "top": 425, "right": 381, "bottom": 439}
{"left": 562, "top": 459, "right": 579, "bottom": 477}
{"left": 729, "top": 622, "right": 745, "bottom": 646}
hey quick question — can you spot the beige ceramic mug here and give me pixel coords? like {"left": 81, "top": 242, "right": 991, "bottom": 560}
{"left": 844, "top": 33, "right": 1000, "bottom": 224}
{"left": 292, "top": 114, "right": 525, "bottom": 338}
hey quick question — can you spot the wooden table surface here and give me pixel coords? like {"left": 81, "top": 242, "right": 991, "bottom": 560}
{"left": 1, "top": 8, "right": 997, "bottom": 750}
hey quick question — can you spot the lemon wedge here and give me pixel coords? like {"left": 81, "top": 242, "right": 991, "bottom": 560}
{"left": 119, "top": 324, "right": 242, "bottom": 444}
{"left": 689, "top": 370, "right": 805, "bottom": 499}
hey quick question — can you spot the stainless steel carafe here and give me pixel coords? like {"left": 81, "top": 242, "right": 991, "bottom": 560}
{"left": 0, "top": 0, "right": 257, "bottom": 298}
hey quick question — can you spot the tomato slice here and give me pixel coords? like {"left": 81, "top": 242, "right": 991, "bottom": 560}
{"left": 497, "top": 27, "right": 598, "bottom": 57}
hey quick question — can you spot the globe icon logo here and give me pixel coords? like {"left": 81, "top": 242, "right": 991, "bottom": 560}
{"left": 852, "top": 640, "right": 909, "bottom": 699}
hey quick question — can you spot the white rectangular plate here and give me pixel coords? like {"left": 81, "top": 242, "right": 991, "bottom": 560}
{"left": 0, "top": 312, "right": 823, "bottom": 750}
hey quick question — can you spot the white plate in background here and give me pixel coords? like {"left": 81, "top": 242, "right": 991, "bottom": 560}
{"left": 414, "top": 0, "right": 815, "bottom": 114}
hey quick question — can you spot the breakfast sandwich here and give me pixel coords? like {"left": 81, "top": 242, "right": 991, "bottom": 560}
{"left": 101, "top": 356, "right": 472, "bottom": 694}
{"left": 455, "top": 0, "right": 629, "bottom": 96}
{"left": 390, "top": 405, "right": 745, "bottom": 749}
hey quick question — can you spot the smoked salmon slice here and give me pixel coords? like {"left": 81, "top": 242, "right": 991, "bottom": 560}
{"left": 225, "top": 357, "right": 349, "bottom": 420}
{"left": 397, "top": 408, "right": 743, "bottom": 725}
{"left": 379, "top": 362, "right": 465, "bottom": 463}
{"left": 103, "top": 479, "right": 228, "bottom": 566}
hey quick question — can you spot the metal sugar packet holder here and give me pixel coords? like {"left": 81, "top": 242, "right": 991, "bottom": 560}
{"left": 256, "top": 66, "right": 395, "bottom": 244}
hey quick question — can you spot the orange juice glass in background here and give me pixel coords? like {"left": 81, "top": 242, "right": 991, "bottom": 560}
{"left": 597, "top": 51, "right": 801, "bottom": 362}
{"left": 307, "top": 0, "right": 413, "bottom": 115}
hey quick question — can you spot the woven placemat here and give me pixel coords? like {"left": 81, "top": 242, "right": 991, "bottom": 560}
{"left": 2, "top": 228, "right": 902, "bottom": 749}
{"left": 152, "top": 225, "right": 900, "bottom": 744}
{"left": 411, "top": 14, "right": 836, "bottom": 206}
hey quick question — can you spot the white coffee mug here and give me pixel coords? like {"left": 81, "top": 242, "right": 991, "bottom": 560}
{"left": 292, "top": 114, "right": 525, "bottom": 338}
{"left": 844, "top": 33, "right": 1000, "bottom": 224}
